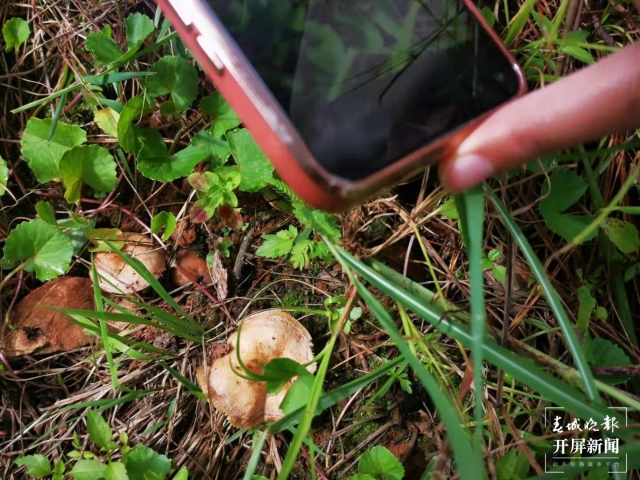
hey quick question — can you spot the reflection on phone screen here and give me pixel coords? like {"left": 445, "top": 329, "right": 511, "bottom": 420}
{"left": 206, "top": 0, "right": 520, "bottom": 181}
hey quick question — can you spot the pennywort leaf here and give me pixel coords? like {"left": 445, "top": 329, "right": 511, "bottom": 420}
{"left": 137, "top": 129, "right": 206, "bottom": 182}
{"left": 59, "top": 145, "right": 118, "bottom": 203}
{"left": 125, "top": 13, "right": 154, "bottom": 52}
{"left": 358, "top": 446, "right": 405, "bottom": 480}
{"left": 539, "top": 169, "right": 595, "bottom": 242}
{"left": 146, "top": 56, "right": 198, "bottom": 113}
{"left": 151, "top": 212, "right": 177, "bottom": 242}
{"left": 2, "top": 219, "right": 74, "bottom": 281}
{"left": 86, "top": 31, "right": 123, "bottom": 65}
{"left": 3, "top": 17, "right": 30, "bottom": 53}
{"left": 118, "top": 95, "right": 155, "bottom": 154}
{"left": 21, "top": 118, "right": 87, "bottom": 183}
{"left": 190, "top": 130, "right": 231, "bottom": 166}
{"left": 200, "top": 92, "right": 241, "bottom": 136}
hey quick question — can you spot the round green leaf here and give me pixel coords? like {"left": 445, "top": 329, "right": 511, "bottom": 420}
{"left": 200, "top": 92, "right": 241, "bottom": 136}
{"left": 85, "top": 31, "right": 123, "bottom": 65}
{"left": 358, "top": 446, "right": 405, "bottom": 480}
{"left": 151, "top": 212, "right": 177, "bottom": 242}
{"left": 125, "top": 445, "right": 172, "bottom": 479}
{"left": 125, "top": 13, "right": 154, "bottom": 51}
{"left": 21, "top": 118, "right": 87, "bottom": 183}
{"left": 146, "top": 56, "right": 198, "bottom": 113}
{"left": 137, "top": 129, "right": 206, "bottom": 182}
{"left": 2, "top": 219, "right": 74, "bottom": 281}
{"left": 59, "top": 145, "right": 118, "bottom": 203}
{"left": 3, "top": 17, "right": 30, "bottom": 53}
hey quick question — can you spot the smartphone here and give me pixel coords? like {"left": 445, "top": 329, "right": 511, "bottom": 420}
{"left": 153, "top": 0, "right": 525, "bottom": 211}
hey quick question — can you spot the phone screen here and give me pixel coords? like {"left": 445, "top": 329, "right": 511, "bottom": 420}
{"left": 206, "top": 0, "right": 521, "bottom": 181}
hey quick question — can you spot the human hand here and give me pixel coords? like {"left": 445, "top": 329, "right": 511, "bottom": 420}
{"left": 439, "top": 13, "right": 640, "bottom": 193}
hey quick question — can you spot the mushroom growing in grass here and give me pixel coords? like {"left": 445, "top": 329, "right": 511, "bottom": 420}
{"left": 197, "top": 310, "right": 315, "bottom": 429}
{"left": 94, "top": 232, "right": 166, "bottom": 294}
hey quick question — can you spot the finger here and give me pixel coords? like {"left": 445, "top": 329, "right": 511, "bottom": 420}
{"left": 439, "top": 41, "right": 640, "bottom": 192}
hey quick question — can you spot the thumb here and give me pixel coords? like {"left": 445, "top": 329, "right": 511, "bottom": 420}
{"left": 439, "top": 41, "right": 640, "bottom": 192}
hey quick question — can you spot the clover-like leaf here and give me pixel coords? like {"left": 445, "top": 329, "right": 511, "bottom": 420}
{"left": 0, "top": 155, "right": 8, "bottom": 196}
{"left": 227, "top": 128, "right": 273, "bottom": 192}
{"left": 2, "top": 219, "right": 74, "bottom": 281}
{"left": 69, "top": 459, "right": 107, "bottom": 480}
{"left": 94, "top": 108, "right": 120, "bottom": 138}
{"left": 21, "top": 118, "right": 87, "bottom": 183}
{"left": 117, "top": 95, "right": 155, "bottom": 154}
{"left": 137, "top": 128, "right": 207, "bottom": 182}
{"left": 59, "top": 145, "right": 118, "bottom": 203}
{"left": 539, "top": 169, "right": 595, "bottom": 243}
{"left": 602, "top": 218, "right": 640, "bottom": 254}
{"left": 3, "top": 18, "right": 30, "bottom": 54}
{"left": 200, "top": 92, "right": 241, "bottom": 136}
{"left": 358, "top": 446, "right": 405, "bottom": 480}
{"left": 125, "top": 13, "right": 154, "bottom": 52}
{"left": 151, "top": 212, "right": 177, "bottom": 242}
{"left": 190, "top": 130, "right": 231, "bottom": 166}
{"left": 86, "top": 31, "right": 123, "bottom": 65}
{"left": 146, "top": 56, "right": 198, "bottom": 113}
{"left": 125, "top": 445, "right": 172, "bottom": 480}
{"left": 15, "top": 455, "right": 52, "bottom": 478}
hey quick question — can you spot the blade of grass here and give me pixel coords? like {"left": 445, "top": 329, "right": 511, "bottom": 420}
{"left": 269, "top": 356, "right": 404, "bottom": 434}
{"left": 329, "top": 244, "right": 483, "bottom": 480}
{"left": 504, "top": 0, "right": 537, "bottom": 46}
{"left": 370, "top": 259, "right": 640, "bottom": 411}
{"left": 455, "top": 186, "right": 486, "bottom": 448}
{"left": 355, "top": 279, "right": 484, "bottom": 479}
{"left": 276, "top": 285, "right": 356, "bottom": 480}
{"left": 243, "top": 430, "right": 268, "bottom": 480}
{"left": 487, "top": 188, "right": 601, "bottom": 405}
{"left": 47, "top": 65, "right": 70, "bottom": 142}
{"left": 333, "top": 248, "right": 630, "bottom": 436}
{"left": 91, "top": 260, "right": 120, "bottom": 392}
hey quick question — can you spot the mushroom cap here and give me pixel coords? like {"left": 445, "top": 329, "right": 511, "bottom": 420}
{"left": 2, "top": 277, "right": 95, "bottom": 357}
{"left": 200, "top": 309, "right": 315, "bottom": 429}
{"left": 94, "top": 233, "right": 166, "bottom": 294}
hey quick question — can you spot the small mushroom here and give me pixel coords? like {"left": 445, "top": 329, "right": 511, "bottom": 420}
{"left": 197, "top": 310, "right": 315, "bottom": 428}
{"left": 171, "top": 250, "right": 212, "bottom": 287}
{"left": 94, "top": 233, "right": 166, "bottom": 294}
{"left": 2, "top": 277, "right": 95, "bottom": 357}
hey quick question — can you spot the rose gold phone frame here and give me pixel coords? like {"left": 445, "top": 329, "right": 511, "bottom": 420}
{"left": 154, "top": 0, "right": 526, "bottom": 211}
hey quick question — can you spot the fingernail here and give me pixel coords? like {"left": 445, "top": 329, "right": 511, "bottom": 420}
{"left": 445, "top": 154, "right": 495, "bottom": 191}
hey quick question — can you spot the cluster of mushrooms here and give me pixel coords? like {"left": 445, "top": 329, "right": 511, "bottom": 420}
{"left": 2, "top": 232, "right": 315, "bottom": 428}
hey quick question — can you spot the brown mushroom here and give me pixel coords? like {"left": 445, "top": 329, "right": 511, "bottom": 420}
{"left": 197, "top": 310, "right": 315, "bottom": 429}
{"left": 171, "top": 249, "right": 212, "bottom": 287}
{"left": 2, "top": 277, "right": 95, "bottom": 357}
{"left": 94, "top": 233, "right": 166, "bottom": 294}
